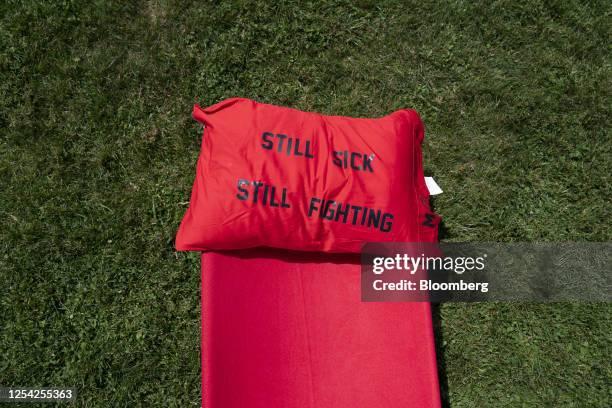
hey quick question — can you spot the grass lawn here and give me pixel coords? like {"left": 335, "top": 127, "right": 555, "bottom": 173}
{"left": 1, "top": 0, "right": 610, "bottom": 406}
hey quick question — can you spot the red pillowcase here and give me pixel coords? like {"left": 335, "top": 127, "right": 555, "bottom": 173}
{"left": 176, "top": 98, "right": 439, "bottom": 253}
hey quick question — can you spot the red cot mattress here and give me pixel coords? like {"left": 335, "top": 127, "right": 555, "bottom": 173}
{"left": 200, "top": 249, "right": 442, "bottom": 408}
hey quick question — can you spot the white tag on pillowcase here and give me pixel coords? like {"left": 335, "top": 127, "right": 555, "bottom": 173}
{"left": 425, "top": 177, "right": 443, "bottom": 195}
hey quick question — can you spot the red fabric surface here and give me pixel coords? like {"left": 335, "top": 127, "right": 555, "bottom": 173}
{"left": 201, "top": 249, "right": 442, "bottom": 408}
{"left": 176, "top": 98, "right": 439, "bottom": 253}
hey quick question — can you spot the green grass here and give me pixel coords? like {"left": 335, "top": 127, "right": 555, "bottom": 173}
{"left": 1, "top": 0, "right": 610, "bottom": 406}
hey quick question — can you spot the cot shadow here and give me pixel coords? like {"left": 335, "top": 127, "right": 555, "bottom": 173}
{"left": 431, "top": 303, "right": 451, "bottom": 407}
{"left": 429, "top": 196, "right": 451, "bottom": 407}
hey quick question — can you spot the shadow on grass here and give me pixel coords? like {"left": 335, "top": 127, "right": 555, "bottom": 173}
{"left": 432, "top": 302, "right": 451, "bottom": 408}
{"left": 430, "top": 196, "right": 451, "bottom": 407}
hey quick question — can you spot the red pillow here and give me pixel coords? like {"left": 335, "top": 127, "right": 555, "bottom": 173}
{"left": 176, "top": 98, "right": 439, "bottom": 253}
